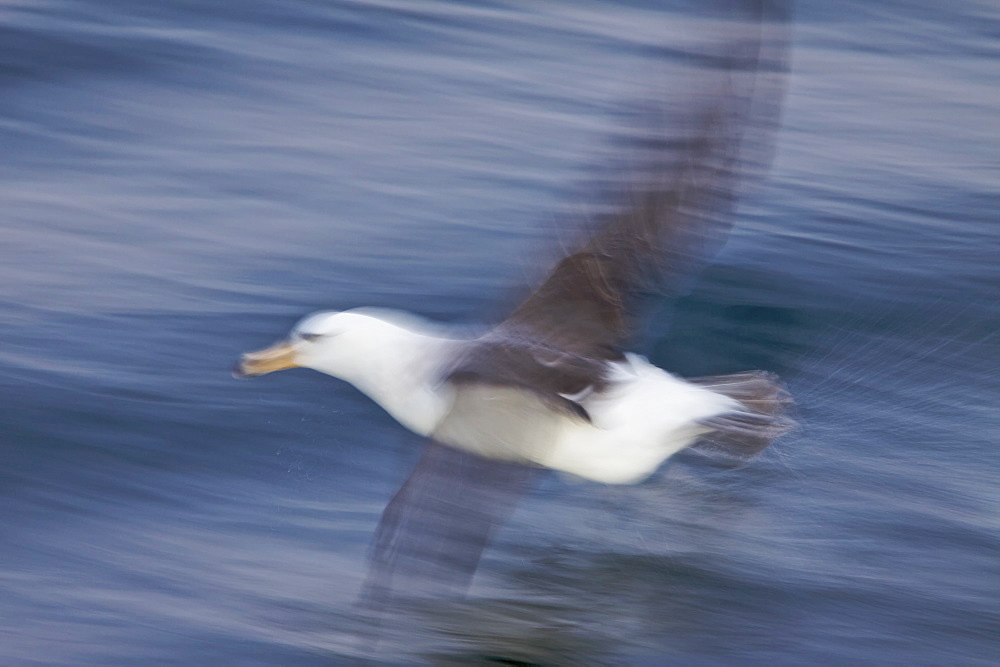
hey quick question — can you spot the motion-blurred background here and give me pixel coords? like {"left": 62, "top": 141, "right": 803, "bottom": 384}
{"left": 1, "top": 0, "right": 997, "bottom": 663}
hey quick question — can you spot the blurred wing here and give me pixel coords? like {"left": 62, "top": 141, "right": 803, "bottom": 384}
{"left": 360, "top": 440, "right": 537, "bottom": 605}
{"left": 498, "top": 1, "right": 790, "bottom": 360}
{"left": 499, "top": 134, "right": 723, "bottom": 360}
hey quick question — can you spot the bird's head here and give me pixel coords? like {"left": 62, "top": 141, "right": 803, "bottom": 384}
{"left": 233, "top": 310, "right": 384, "bottom": 380}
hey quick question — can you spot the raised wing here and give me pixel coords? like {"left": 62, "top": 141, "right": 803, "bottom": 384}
{"left": 497, "top": 3, "right": 790, "bottom": 361}
{"left": 499, "top": 126, "right": 730, "bottom": 361}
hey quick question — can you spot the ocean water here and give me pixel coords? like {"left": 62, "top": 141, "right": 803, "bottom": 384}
{"left": 1, "top": 0, "right": 997, "bottom": 664}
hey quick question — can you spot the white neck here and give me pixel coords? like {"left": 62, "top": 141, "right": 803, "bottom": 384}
{"left": 305, "top": 315, "right": 458, "bottom": 436}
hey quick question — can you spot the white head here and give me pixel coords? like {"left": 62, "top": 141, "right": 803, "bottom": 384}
{"left": 235, "top": 309, "right": 403, "bottom": 382}
{"left": 235, "top": 308, "right": 454, "bottom": 435}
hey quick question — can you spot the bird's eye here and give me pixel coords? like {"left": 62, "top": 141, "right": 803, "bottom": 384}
{"left": 298, "top": 332, "right": 323, "bottom": 342}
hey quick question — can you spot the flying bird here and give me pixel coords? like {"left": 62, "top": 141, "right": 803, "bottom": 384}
{"left": 235, "top": 2, "right": 792, "bottom": 603}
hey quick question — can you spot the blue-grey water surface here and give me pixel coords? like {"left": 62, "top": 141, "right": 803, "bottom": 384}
{"left": 1, "top": 0, "right": 998, "bottom": 664}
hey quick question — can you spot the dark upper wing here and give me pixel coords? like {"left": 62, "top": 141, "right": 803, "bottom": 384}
{"left": 443, "top": 3, "right": 790, "bottom": 410}
{"left": 496, "top": 3, "right": 790, "bottom": 361}
{"left": 499, "top": 139, "right": 719, "bottom": 361}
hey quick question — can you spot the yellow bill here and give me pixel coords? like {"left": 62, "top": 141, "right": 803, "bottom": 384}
{"left": 233, "top": 341, "right": 300, "bottom": 378}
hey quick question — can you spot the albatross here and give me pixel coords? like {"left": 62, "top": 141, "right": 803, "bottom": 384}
{"left": 234, "top": 3, "right": 792, "bottom": 599}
